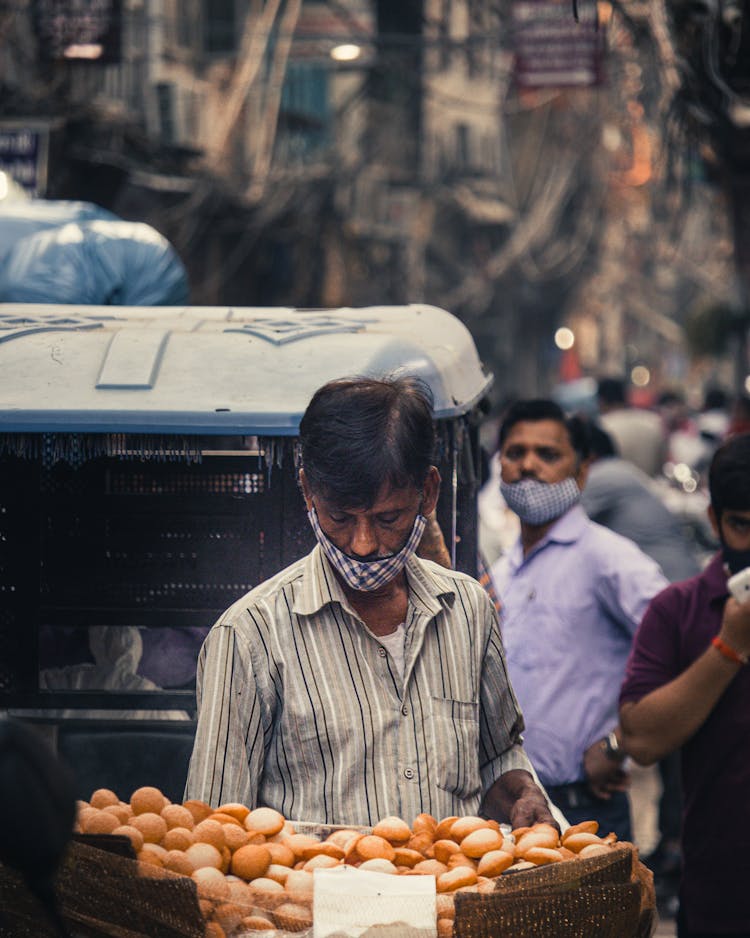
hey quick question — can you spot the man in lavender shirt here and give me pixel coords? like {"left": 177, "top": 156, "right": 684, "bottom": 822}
{"left": 620, "top": 433, "right": 750, "bottom": 937}
{"left": 490, "top": 399, "right": 668, "bottom": 841}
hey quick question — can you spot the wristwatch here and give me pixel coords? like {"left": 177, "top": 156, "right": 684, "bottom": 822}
{"left": 601, "top": 730, "right": 627, "bottom": 763}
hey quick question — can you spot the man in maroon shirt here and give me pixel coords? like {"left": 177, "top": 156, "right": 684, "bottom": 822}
{"left": 620, "top": 432, "right": 750, "bottom": 937}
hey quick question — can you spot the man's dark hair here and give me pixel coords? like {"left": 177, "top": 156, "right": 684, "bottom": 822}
{"left": 299, "top": 374, "right": 436, "bottom": 508}
{"left": 588, "top": 421, "right": 618, "bottom": 459}
{"left": 704, "top": 386, "right": 728, "bottom": 411}
{"left": 597, "top": 376, "right": 627, "bottom": 407}
{"left": 497, "top": 399, "right": 591, "bottom": 462}
{"left": 708, "top": 432, "right": 750, "bottom": 518}
{"left": 657, "top": 389, "right": 684, "bottom": 408}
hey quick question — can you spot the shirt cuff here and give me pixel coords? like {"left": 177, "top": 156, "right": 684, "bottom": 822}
{"left": 481, "top": 742, "right": 535, "bottom": 793}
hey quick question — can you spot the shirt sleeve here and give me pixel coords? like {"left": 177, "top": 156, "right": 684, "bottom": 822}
{"left": 478, "top": 596, "right": 535, "bottom": 791}
{"left": 184, "top": 622, "right": 265, "bottom": 808}
{"left": 595, "top": 535, "right": 670, "bottom": 637}
{"left": 619, "top": 590, "right": 684, "bottom": 706}
{"left": 579, "top": 474, "right": 612, "bottom": 524}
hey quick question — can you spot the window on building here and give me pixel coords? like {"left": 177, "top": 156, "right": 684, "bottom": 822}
{"left": 466, "top": 0, "right": 486, "bottom": 78}
{"left": 439, "top": 0, "right": 452, "bottom": 70}
{"left": 456, "top": 122, "right": 470, "bottom": 170}
{"left": 204, "top": 0, "right": 236, "bottom": 53}
{"left": 277, "top": 62, "right": 330, "bottom": 162}
{"left": 156, "top": 82, "right": 175, "bottom": 144}
{"left": 176, "top": 0, "right": 194, "bottom": 48}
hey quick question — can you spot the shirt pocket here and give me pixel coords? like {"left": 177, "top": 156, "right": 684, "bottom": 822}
{"left": 504, "top": 595, "right": 584, "bottom": 672}
{"left": 429, "top": 696, "right": 481, "bottom": 800}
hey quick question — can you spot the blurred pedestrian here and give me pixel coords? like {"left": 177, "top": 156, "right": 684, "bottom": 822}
{"left": 671, "top": 384, "right": 733, "bottom": 482}
{"left": 582, "top": 422, "right": 700, "bottom": 583}
{"left": 0, "top": 718, "right": 76, "bottom": 937}
{"left": 597, "top": 376, "right": 667, "bottom": 477}
{"left": 728, "top": 393, "right": 750, "bottom": 437}
{"left": 657, "top": 389, "right": 705, "bottom": 470}
{"left": 477, "top": 397, "right": 522, "bottom": 568}
{"left": 490, "top": 399, "right": 669, "bottom": 841}
{"left": 477, "top": 447, "right": 520, "bottom": 566}
{"left": 695, "top": 385, "right": 730, "bottom": 449}
{"left": 620, "top": 432, "right": 750, "bottom": 937}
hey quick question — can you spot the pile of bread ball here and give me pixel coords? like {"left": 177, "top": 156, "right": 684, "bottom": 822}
{"left": 75, "top": 787, "right": 618, "bottom": 938}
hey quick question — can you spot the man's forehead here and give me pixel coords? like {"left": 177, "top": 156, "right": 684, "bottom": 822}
{"left": 502, "top": 419, "right": 571, "bottom": 448}
{"left": 318, "top": 481, "right": 419, "bottom": 511}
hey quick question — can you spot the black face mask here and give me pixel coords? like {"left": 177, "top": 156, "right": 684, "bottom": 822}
{"left": 721, "top": 545, "right": 750, "bottom": 576}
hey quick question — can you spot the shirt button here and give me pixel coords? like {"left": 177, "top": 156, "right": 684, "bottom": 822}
{"left": 378, "top": 647, "right": 387, "bottom": 657}
{"left": 401, "top": 705, "right": 408, "bottom": 717}
{"left": 404, "top": 768, "right": 414, "bottom": 780}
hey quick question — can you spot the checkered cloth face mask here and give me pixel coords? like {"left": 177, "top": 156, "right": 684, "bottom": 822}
{"left": 500, "top": 476, "right": 580, "bottom": 526}
{"left": 308, "top": 505, "right": 427, "bottom": 592}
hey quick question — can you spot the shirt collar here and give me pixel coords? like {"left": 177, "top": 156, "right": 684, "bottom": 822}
{"left": 508, "top": 503, "right": 588, "bottom": 571}
{"left": 404, "top": 553, "right": 457, "bottom": 616}
{"left": 292, "top": 545, "right": 456, "bottom": 618}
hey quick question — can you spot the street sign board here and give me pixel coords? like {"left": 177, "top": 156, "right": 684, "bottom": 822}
{"left": 0, "top": 123, "right": 49, "bottom": 196}
{"left": 513, "top": 0, "right": 604, "bottom": 89}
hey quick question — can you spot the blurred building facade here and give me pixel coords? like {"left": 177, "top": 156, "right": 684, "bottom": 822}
{"left": 0, "top": 0, "right": 740, "bottom": 401}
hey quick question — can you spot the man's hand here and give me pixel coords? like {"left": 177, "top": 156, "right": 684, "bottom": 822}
{"left": 583, "top": 740, "right": 630, "bottom": 800}
{"left": 718, "top": 595, "right": 750, "bottom": 662}
{"left": 481, "top": 768, "right": 559, "bottom": 831}
{"left": 416, "top": 509, "right": 453, "bottom": 569}
{"left": 508, "top": 785, "right": 559, "bottom": 830}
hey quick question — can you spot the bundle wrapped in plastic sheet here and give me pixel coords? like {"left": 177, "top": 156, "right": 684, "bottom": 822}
{"left": 0, "top": 199, "right": 118, "bottom": 263}
{"left": 0, "top": 218, "right": 189, "bottom": 306}
{"left": 0, "top": 833, "right": 656, "bottom": 938}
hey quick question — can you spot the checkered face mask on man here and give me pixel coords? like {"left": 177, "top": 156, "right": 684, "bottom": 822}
{"left": 308, "top": 506, "right": 427, "bottom": 592}
{"left": 500, "top": 476, "right": 580, "bottom": 526}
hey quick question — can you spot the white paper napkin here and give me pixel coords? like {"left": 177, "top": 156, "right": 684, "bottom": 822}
{"left": 313, "top": 865, "right": 437, "bottom": 938}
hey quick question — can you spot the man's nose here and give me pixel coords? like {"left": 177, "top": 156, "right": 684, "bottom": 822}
{"left": 519, "top": 452, "right": 538, "bottom": 475}
{"left": 350, "top": 518, "right": 379, "bottom": 558}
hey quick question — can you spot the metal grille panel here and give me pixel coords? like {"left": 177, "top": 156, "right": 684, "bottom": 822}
{"left": 0, "top": 609, "right": 15, "bottom": 690}
{"left": 0, "top": 422, "right": 480, "bottom": 711}
{"left": 107, "top": 470, "right": 265, "bottom": 495}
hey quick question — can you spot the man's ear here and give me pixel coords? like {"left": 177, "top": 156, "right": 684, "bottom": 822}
{"left": 575, "top": 456, "right": 591, "bottom": 490}
{"left": 421, "top": 466, "right": 441, "bottom": 516}
{"left": 298, "top": 468, "right": 314, "bottom": 512}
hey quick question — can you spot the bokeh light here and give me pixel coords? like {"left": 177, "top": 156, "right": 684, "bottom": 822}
{"left": 330, "top": 44, "right": 361, "bottom": 61}
{"left": 554, "top": 327, "right": 575, "bottom": 350}
{"left": 631, "top": 365, "right": 650, "bottom": 387}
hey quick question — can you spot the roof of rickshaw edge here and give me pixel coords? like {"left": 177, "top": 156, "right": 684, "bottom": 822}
{"left": 0, "top": 303, "right": 493, "bottom": 434}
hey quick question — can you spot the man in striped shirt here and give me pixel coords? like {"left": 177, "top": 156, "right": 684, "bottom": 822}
{"left": 185, "top": 375, "right": 555, "bottom": 829}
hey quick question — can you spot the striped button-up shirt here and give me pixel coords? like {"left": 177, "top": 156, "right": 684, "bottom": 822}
{"left": 185, "top": 546, "right": 532, "bottom": 826}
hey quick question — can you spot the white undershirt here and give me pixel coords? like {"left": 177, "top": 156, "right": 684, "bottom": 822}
{"left": 377, "top": 623, "right": 406, "bottom": 679}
